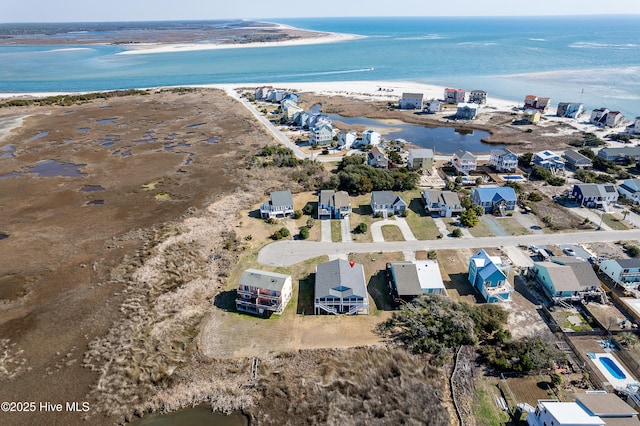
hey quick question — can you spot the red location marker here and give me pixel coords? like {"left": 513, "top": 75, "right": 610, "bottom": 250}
{"left": 349, "top": 259, "right": 355, "bottom": 268}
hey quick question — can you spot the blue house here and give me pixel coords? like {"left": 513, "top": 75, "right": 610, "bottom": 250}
{"left": 468, "top": 249, "right": 513, "bottom": 303}
{"left": 470, "top": 187, "right": 517, "bottom": 215}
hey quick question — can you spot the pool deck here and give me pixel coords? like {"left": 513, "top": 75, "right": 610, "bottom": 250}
{"left": 589, "top": 352, "right": 639, "bottom": 390}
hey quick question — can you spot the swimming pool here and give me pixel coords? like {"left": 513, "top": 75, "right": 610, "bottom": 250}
{"left": 600, "top": 356, "right": 626, "bottom": 380}
{"left": 501, "top": 175, "right": 525, "bottom": 181}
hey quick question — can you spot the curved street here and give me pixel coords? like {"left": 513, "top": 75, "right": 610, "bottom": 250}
{"left": 257, "top": 229, "right": 640, "bottom": 267}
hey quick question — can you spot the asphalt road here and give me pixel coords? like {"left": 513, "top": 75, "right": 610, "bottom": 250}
{"left": 257, "top": 229, "right": 640, "bottom": 266}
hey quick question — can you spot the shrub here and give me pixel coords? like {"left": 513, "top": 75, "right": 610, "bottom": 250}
{"left": 625, "top": 244, "right": 640, "bottom": 258}
{"left": 460, "top": 209, "right": 479, "bottom": 227}
{"left": 265, "top": 217, "right": 279, "bottom": 225}
{"left": 299, "top": 227, "right": 310, "bottom": 240}
{"left": 547, "top": 176, "right": 566, "bottom": 186}
{"left": 293, "top": 210, "right": 303, "bottom": 219}
{"left": 355, "top": 223, "right": 368, "bottom": 234}
{"left": 427, "top": 250, "right": 437, "bottom": 260}
{"left": 302, "top": 204, "right": 314, "bottom": 215}
{"left": 518, "top": 153, "right": 533, "bottom": 168}
{"left": 306, "top": 218, "right": 315, "bottom": 228}
{"left": 271, "top": 227, "right": 291, "bottom": 240}
{"left": 452, "top": 228, "right": 463, "bottom": 238}
{"left": 527, "top": 192, "right": 543, "bottom": 202}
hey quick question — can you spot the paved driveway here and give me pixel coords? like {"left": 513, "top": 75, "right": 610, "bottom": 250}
{"left": 320, "top": 219, "right": 331, "bottom": 242}
{"left": 370, "top": 217, "right": 416, "bottom": 242}
{"left": 341, "top": 216, "right": 352, "bottom": 242}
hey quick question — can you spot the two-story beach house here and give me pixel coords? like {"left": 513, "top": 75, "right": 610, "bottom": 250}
{"left": 424, "top": 99, "right": 442, "bottom": 113}
{"left": 422, "top": 190, "right": 464, "bottom": 217}
{"left": 618, "top": 178, "right": 640, "bottom": 204}
{"left": 489, "top": 148, "right": 518, "bottom": 172}
{"left": 317, "top": 190, "right": 351, "bottom": 220}
{"left": 452, "top": 150, "right": 477, "bottom": 175}
{"left": 367, "top": 146, "right": 389, "bottom": 168}
{"left": 600, "top": 258, "right": 640, "bottom": 289}
{"left": 370, "top": 191, "right": 407, "bottom": 217}
{"left": 572, "top": 183, "right": 619, "bottom": 209}
{"left": 533, "top": 150, "right": 565, "bottom": 172}
{"left": 631, "top": 116, "right": 640, "bottom": 135}
{"left": 260, "top": 190, "right": 295, "bottom": 219}
{"left": 362, "top": 129, "right": 381, "bottom": 146}
{"left": 314, "top": 259, "right": 369, "bottom": 315}
{"left": 590, "top": 108, "right": 627, "bottom": 128}
{"left": 444, "top": 88, "right": 466, "bottom": 103}
{"left": 309, "top": 122, "right": 333, "bottom": 146}
{"left": 470, "top": 187, "right": 517, "bottom": 215}
{"left": 522, "top": 109, "right": 541, "bottom": 124}
{"left": 468, "top": 90, "right": 487, "bottom": 104}
{"left": 597, "top": 147, "right": 640, "bottom": 164}
{"left": 455, "top": 103, "right": 478, "bottom": 120}
{"left": 523, "top": 95, "right": 551, "bottom": 112}
{"left": 407, "top": 149, "right": 434, "bottom": 171}
{"left": 388, "top": 260, "right": 447, "bottom": 302}
{"left": 337, "top": 130, "right": 357, "bottom": 150}
{"left": 281, "top": 99, "right": 303, "bottom": 121}
{"left": 563, "top": 149, "right": 593, "bottom": 170}
{"left": 556, "top": 102, "right": 585, "bottom": 119}
{"left": 399, "top": 92, "right": 424, "bottom": 110}
{"left": 236, "top": 269, "right": 293, "bottom": 316}
{"left": 529, "top": 257, "right": 601, "bottom": 303}
{"left": 468, "top": 249, "right": 513, "bottom": 303}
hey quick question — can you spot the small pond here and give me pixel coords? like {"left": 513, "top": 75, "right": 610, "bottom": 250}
{"left": 327, "top": 114, "right": 503, "bottom": 154}
{"left": 28, "top": 160, "right": 87, "bottom": 177}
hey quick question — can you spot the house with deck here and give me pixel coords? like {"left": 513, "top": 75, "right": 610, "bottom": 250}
{"left": 444, "top": 88, "right": 466, "bottom": 103}
{"left": 557, "top": 102, "right": 585, "bottom": 119}
{"left": 367, "top": 146, "right": 389, "bottom": 168}
{"left": 523, "top": 95, "right": 551, "bottom": 112}
{"left": 314, "top": 259, "right": 369, "bottom": 315}
{"left": 337, "top": 130, "right": 357, "bottom": 150}
{"left": 317, "top": 190, "right": 351, "bottom": 220}
{"left": 529, "top": 257, "right": 601, "bottom": 303}
{"left": 572, "top": 183, "right": 618, "bottom": 209}
{"left": 489, "top": 148, "right": 518, "bottom": 172}
{"left": 388, "top": 260, "right": 447, "bottom": 302}
{"left": 236, "top": 269, "right": 293, "bottom": 316}
{"left": 597, "top": 147, "right": 640, "bottom": 164}
{"left": 452, "top": 150, "right": 477, "bottom": 175}
{"left": 407, "top": 149, "right": 434, "bottom": 171}
{"left": 631, "top": 117, "right": 640, "bottom": 135}
{"left": 469, "top": 90, "right": 487, "bottom": 104}
{"left": 525, "top": 400, "right": 604, "bottom": 426}
{"left": 362, "top": 129, "right": 381, "bottom": 146}
{"left": 455, "top": 103, "right": 478, "bottom": 120}
{"left": 468, "top": 249, "right": 513, "bottom": 303}
{"left": 309, "top": 122, "right": 333, "bottom": 146}
{"left": 254, "top": 85, "right": 273, "bottom": 100}
{"left": 422, "top": 190, "right": 463, "bottom": 217}
{"left": 590, "top": 108, "right": 627, "bottom": 128}
{"left": 522, "top": 109, "right": 541, "bottom": 124}
{"left": 563, "top": 149, "right": 593, "bottom": 170}
{"left": 618, "top": 178, "right": 640, "bottom": 203}
{"left": 424, "top": 99, "right": 442, "bottom": 113}
{"left": 370, "top": 191, "right": 407, "bottom": 217}
{"left": 260, "top": 190, "right": 295, "bottom": 219}
{"left": 281, "top": 99, "right": 303, "bottom": 121}
{"left": 399, "top": 92, "right": 424, "bottom": 110}
{"left": 600, "top": 258, "right": 640, "bottom": 289}
{"left": 533, "top": 150, "right": 565, "bottom": 172}
{"left": 470, "top": 186, "right": 517, "bottom": 215}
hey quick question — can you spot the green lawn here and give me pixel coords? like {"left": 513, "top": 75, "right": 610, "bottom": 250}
{"left": 498, "top": 218, "right": 530, "bottom": 236}
{"left": 473, "top": 380, "right": 511, "bottom": 426}
{"left": 349, "top": 194, "right": 375, "bottom": 242}
{"left": 601, "top": 213, "right": 632, "bottom": 230}
{"left": 468, "top": 219, "right": 494, "bottom": 238}
{"left": 405, "top": 197, "right": 441, "bottom": 240}
{"left": 331, "top": 220, "right": 342, "bottom": 242}
{"left": 381, "top": 224, "right": 405, "bottom": 241}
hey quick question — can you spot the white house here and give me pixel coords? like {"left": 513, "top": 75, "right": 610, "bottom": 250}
{"left": 260, "top": 190, "right": 295, "bottom": 219}
{"left": 281, "top": 99, "right": 303, "bottom": 121}
{"left": 533, "top": 150, "right": 565, "bottom": 172}
{"left": 399, "top": 92, "right": 424, "bottom": 109}
{"left": 631, "top": 116, "right": 640, "bottom": 134}
{"left": 337, "top": 130, "right": 357, "bottom": 150}
{"left": 309, "top": 123, "right": 333, "bottom": 146}
{"left": 469, "top": 90, "right": 487, "bottom": 104}
{"left": 452, "top": 150, "right": 477, "bottom": 175}
{"left": 424, "top": 99, "right": 442, "bottom": 113}
{"left": 422, "top": 190, "right": 463, "bottom": 217}
{"left": 525, "top": 400, "right": 604, "bottom": 426}
{"left": 600, "top": 259, "right": 640, "bottom": 289}
{"left": 367, "top": 146, "right": 389, "bottom": 168}
{"left": 370, "top": 191, "right": 407, "bottom": 216}
{"left": 236, "top": 269, "right": 293, "bottom": 316}
{"left": 556, "top": 102, "right": 585, "bottom": 119}
{"left": 618, "top": 178, "right": 640, "bottom": 203}
{"left": 362, "top": 129, "right": 381, "bottom": 146}
{"left": 489, "top": 148, "right": 518, "bottom": 172}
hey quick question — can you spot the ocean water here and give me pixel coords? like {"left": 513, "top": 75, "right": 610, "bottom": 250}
{"left": 0, "top": 16, "right": 639, "bottom": 118}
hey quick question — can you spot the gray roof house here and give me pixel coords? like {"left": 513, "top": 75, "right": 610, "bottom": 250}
{"left": 399, "top": 92, "right": 424, "bottom": 110}
{"left": 489, "top": 148, "right": 518, "bottom": 172}
{"left": 260, "top": 190, "right": 295, "bottom": 219}
{"left": 563, "top": 149, "right": 593, "bottom": 170}
{"left": 318, "top": 190, "right": 351, "bottom": 220}
{"left": 314, "top": 259, "right": 369, "bottom": 315}
{"left": 572, "top": 183, "right": 618, "bottom": 209}
{"left": 370, "top": 191, "right": 407, "bottom": 217}
{"left": 529, "top": 257, "right": 601, "bottom": 303}
{"left": 388, "top": 260, "right": 447, "bottom": 302}
{"left": 236, "top": 269, "right": 293, "bottom": 316}
{"left": 407, "top": 149, "right": 434, "bottom": 171}
{"left": 422, "top": 190, "right": 463, "bottom": 217}
{"left": 597, "top": 146, "right": 640, "bottom": 164}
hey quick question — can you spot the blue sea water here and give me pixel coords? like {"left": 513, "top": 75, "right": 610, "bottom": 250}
{"left": 1, "top": 16, "right": 639, "bottom": 117}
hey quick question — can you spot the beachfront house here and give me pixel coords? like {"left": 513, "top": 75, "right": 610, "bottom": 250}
{"left": 467, "top": 249, "right": 513, "bottom": 303}
{"left": 618, "top": 178, "right": 640, "bottom": 203}
{"left": 367, "top": 146, "right": 389, "bottom": 168}
{"left": 606, "top": 111, "right": 626, "bottom": 128}
{"left": 489, "top": 148, "right": 518, "bottom": 172}
{"left": 455, "top": 103, "right": 478, "bottom": 120}
{"left": 533, "top": 150, "right": 565, "bottom": 172}
{"left": 337, "top": 130, "right": 357, "bottom": 150}
{"left": 590, "top": 108, "right": 626, "bottom": 128}
{"left": 370, "top": 191, "right": 407, "bottom": 217}
{"left": 556, "top": 102, "right": 585, "bottom": 119}
{"left": 317, "top": 190, "right": 351, "bottom": 220}
{"left": 469, "top": 90, "right": 487, "bottom": 104}
{"left": 281, "top": 99, "right": 303, "bottom": 121}
{"left": 444, "top": 88, "right": 466, "bottom": 104}
{"left": 529, "top": 257, "right": 601, "bottom": 303}
{"left": 407, "top": 148, "right": 434, "bottom": 171}
{"left": 236, "top": 269, "right": 293, "bottom": 316}
{"left": 314, "top": 259, "right": 369, "bottom": 315}
{"left": 309, "top": 122, "right": 333, "bottom": 146}
{"left": 452, "top": 150, "right": 477, "bottom": 175}
{"left": 631, "top": 116, "right": 640, "bottom": 135}
{"left": 563, "top": 149, "right": 593, "bottom": 170}
{"left": 597, "top": 146, "right": 640, "bottom": 164}
{"left": 470, "top": 186, "right": 517, "bottom": 215}
{"left": 259, "top": 190, "right": 295, "bottom": 219}
{"left": 424, "top": 99, "right": 442, "bottom": 113}
{"left": 572, "top": 183, "right": 618, "bottom": 209}
{"left": 522, "top": 109, "right": 541, "bottom": 124}
{"left": 388, "top": 261, "right": 447, "bottom": 302}
{"left": 254, "top": 85, "right": 273, "bottom": 100}
{"left": 361, "top": 129, "right": 381, "bottom": 146}
{"left": 422, "top": 190, "right": 464, "bottom": 217}
{"left": 399, "top": 92, "right": 424, "bottom": 110}
{"left": 574, "top": 393, "right": 640, "bottom": 425}
{"left": 600, "top": 258, "right": 640, "bottom": 289}
{"left": 523, "top": 95, "right": 551, "bottom": 112}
